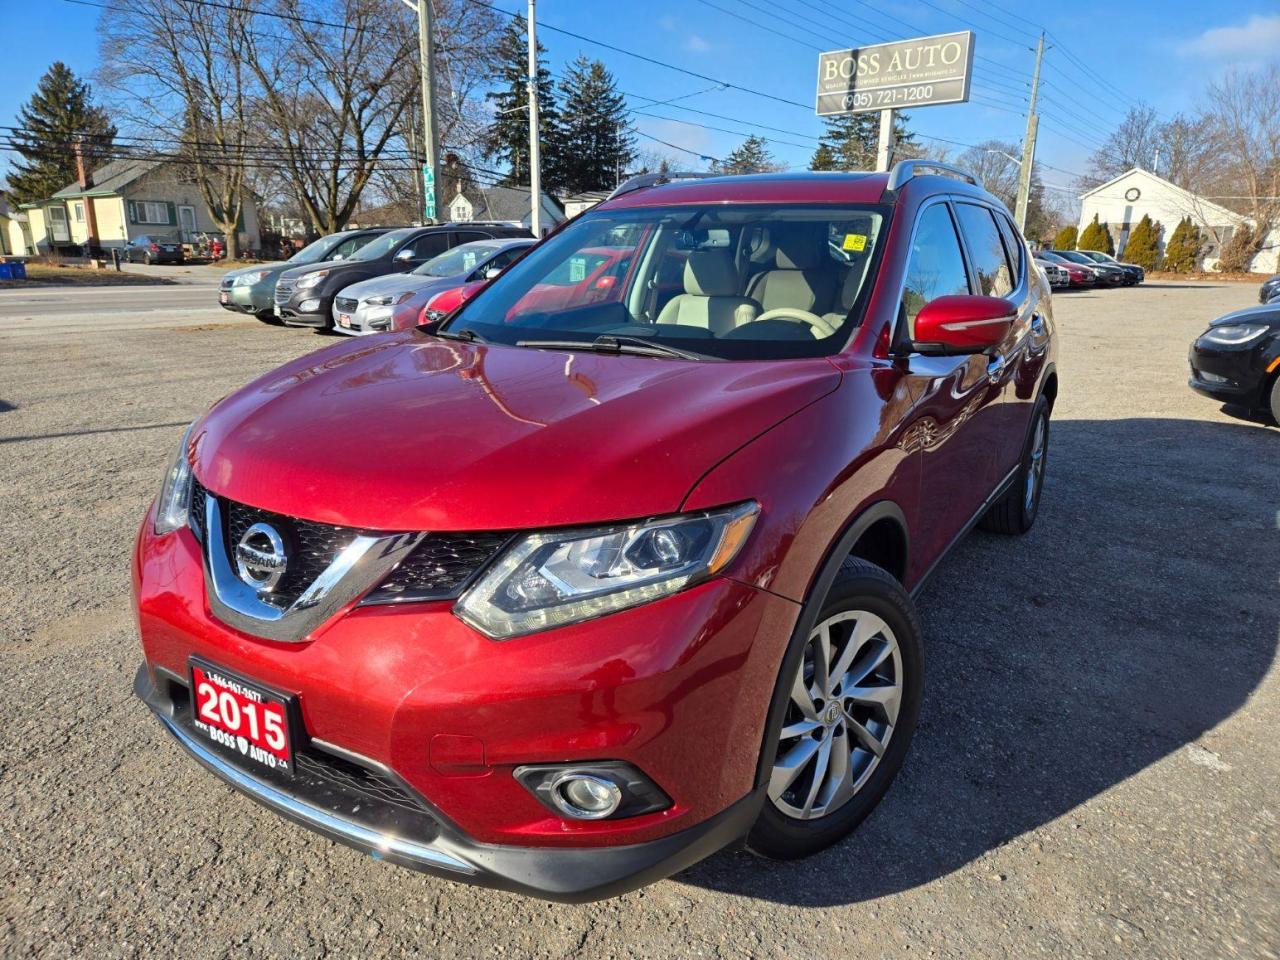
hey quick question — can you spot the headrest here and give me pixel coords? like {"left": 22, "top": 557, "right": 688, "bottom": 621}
{"left": 683, "top": 250, "right": 739, "bottom": 297}
{"left": 773, "top": 228, "right": 823, "bottom": 270}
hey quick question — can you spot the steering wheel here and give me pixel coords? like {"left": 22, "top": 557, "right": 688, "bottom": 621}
{"left": 752, "top": 307, "right": 838, "bottom": 339}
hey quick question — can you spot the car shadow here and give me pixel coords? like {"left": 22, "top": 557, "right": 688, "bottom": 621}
{"left": 1220, "top": 402, "right": 1276, "bottom": 428}
{"left": 676, "top": 416, "right": 1278, "bottom": 905}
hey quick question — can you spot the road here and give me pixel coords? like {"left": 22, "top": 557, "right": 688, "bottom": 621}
{"left": 0, "top": 280, "right": 1276, "bottom": 959}
{"left": 0, "top": 281, "right": 251, "bottom": 337}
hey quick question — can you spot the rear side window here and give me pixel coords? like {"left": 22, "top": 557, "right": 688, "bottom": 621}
{"left": 405, "top": 232, "right": 451, "bottom": 260}
{"left": 451, "top": 230, "right": 491, "bottom": 246}
{"left": 955, "top": 203, "right": 1014, "bottom": 298}
{"left": 902, "top": 203, "right": 970, "bottom": 325}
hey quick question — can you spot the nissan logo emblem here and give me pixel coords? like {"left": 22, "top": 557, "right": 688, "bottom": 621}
{"left": 235, "top": 522, "right": 288, "bottom": 593}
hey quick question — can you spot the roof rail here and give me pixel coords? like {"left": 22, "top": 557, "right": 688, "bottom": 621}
{"left": 607, "top": 171, "right": 716, "bottom": 201}
{"left": 886, "top": 159, "right": 979, "bottom": 192}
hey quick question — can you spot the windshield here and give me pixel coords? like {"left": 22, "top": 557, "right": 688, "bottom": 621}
{"left": 1083, "top": 252, "right": 1113, "bottom": 263}
{"left": 1059, "top": 251, "right": 1095, "bottom": 265}
{"left": 1039, "top": 251, "right": 1068, "bottom": 264}
{"left": 440, "top": 204, "right": 887, "bottom": 360}
{"left": 291, "top": 234, "right": 348, "bottom": 265}
{"left": 414, "top": 243, "right": 497, "bottom": 278}
{"left": 349, "top": 229, "right": 414, "bottom": 261}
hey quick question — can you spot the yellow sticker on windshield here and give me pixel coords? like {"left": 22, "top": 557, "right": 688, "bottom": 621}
{"left": 842, "top": 234, "right": 867, "bottom": 252}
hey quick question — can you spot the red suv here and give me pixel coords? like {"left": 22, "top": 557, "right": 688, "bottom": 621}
{"left": 133, "top": 163, "right": 1057, "bottom": 901}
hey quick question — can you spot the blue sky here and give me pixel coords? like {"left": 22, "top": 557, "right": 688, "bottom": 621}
{"left": 2, "top": 0, "right": 1277, "bottom": 203}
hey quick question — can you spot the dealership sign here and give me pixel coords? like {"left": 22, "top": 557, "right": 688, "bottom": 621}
{"left": 816, "top": 31, "right": 974, "bottom": 116}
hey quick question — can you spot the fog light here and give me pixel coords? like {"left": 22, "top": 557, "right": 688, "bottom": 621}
{"left": 513, "top": 761, "right": 670, "bottom": 821}
{"left": 551, "top": 773, "right": 622, "bottom": 819}
{"left": 299, "top": 298, "right": 321, "bottom": 312}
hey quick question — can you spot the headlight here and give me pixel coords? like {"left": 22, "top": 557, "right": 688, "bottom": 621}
{"left": 154, "top": 420, "right": 199, "bottom": 535}
{"left": 1201, "top": 323, "right": 1269, "bottom": 345}
{"left": 296, "top": 270, "right": 329, "bottom": 290}
{"left": 366, "top": 292, "right": 415, "bottom": 306}
{"left": 233, "top": 270, "right": 271, "bottom": 286}
{"left": 456, "top": 502, "right": 760, "bottom": 639}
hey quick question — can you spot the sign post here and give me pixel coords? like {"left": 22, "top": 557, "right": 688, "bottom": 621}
{"left": 816, "top": 32, "right": 974, "bottom": 172}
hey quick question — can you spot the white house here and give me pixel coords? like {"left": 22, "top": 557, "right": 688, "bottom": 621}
{"left": 446, "top": 184, "right": 564, "bottom": 235}
{"left": 560, "top": 190, "right": 611, "bottom": 219}
{"left": 1078, "top": 168, "right": 1279, "bottom": 273}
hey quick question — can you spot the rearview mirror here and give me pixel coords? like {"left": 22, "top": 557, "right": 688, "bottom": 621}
{"left": 911, "top": 295, "right": 1016, "bottom": 355}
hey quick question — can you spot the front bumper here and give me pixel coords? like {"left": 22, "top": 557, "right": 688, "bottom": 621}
{"left": 219, "top": 282, "right": 273, "bottom": 315}
{"left": 1188, "top": 339, "right": 1271, "bottom": 407}
{"left": 134, "top": 664, "right": 761, "bottom": 901}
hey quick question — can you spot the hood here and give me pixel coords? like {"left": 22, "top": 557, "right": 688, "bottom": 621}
{"left": 340, "top": 273, "right": 450, "bottom": 303}
{"left": 193, "top": 333, "right": 842, "bottom": 531}
{"left": 1210, "top": 305, "right": 1280, "bottom": 328}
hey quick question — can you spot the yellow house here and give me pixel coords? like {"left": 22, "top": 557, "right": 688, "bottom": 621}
{"left": 21, "top": 157, "right": 260, "bottom": 255}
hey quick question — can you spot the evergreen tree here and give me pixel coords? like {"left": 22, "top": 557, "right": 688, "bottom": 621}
{"left": 481, "top": 18, "right": 562, "bottom": 190}
{"left": 1217, "top": 223, "right": 1256, "bottom": 274}
{"left": 1077, "top": 214, "right": 1115, "bottom": 255}
{"left": 714, "top": 135, "right": 778, "bottom": 175}
{"left": 1051, "top": 225, "right": 1078, "bottom": 250}
{"left": 1162, "top": 217, "right": 1204, "bottom": 273}
{"left": 810, "top": 111, "right": 917, "bottom": 171}
{"left": 1121, "top": 214, "right": 1162, "bottom": 271}
{"left": 5, "top": 62, "right": 115, "bottom": 206}
{"left": 555, "top": 56, "right": 635, "bottom": 193}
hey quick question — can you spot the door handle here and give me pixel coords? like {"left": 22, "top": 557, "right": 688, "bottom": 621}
{"left": 986, "top": 354, "right": 1006, "bottom": 384}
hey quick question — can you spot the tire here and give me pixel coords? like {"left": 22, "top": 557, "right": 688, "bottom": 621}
{"left": 144, "top": 253, "right": 152, "bottom": 266}
{"left": 1268, "top": 375, "right": 1280, "bottom": 427}
{"left": 747, "top": 556, "right": 923, "bottom": 860}
{"left": 979, "top": 395, "right": 1050, "bottom": 535}
{"left": 255, "top": 311, "right": 284, "bottom": 326}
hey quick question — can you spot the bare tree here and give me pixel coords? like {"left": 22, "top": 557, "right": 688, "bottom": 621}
{"left": 1202, "top": 64, "right": 1280, "bottom": 270}
{"left": 99, "top": 1, "right": 256, "bottom": 258}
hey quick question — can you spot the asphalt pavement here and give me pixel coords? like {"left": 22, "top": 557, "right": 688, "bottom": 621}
{"left": 0, "top": 280, "right": 1276, "bottom": 959}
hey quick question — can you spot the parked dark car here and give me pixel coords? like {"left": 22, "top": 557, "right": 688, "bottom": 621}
{"left": 125, "top": 234, "right": 185, "bottom": 265}
{"left": 1077, "top": 250, "right": 1143, "bottom": 285}
{"left": 1037, "top": 250, "right": 1095, "bottom": 287}
{"left": 133, "top": 162, "right": 1058, "bottom": 901}
{"left": 274, "top": 222, "right": 532, "bottom": 330}
{"left": 220, "top": 228, "right": 391, "bottom": 324}
{"left": 1188, "top": 304, "right": 1280, "bottom": 423}
{"left": 1052, "top": 250, "right": 1126, "bottom": 286}
{"left": 1259, "top": 274, "right": 1280, "bottom": 304}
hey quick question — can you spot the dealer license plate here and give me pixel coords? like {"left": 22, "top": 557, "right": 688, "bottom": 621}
{"left": 338, "top": 314, "right": 352, "bottom": 328}
{"left": 219, "top": 291, "right": 229, "bottom": 304}
{"left": 189, "top": 658, "right": 294, "bottom": 775}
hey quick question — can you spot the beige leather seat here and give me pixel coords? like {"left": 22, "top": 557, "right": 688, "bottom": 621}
{"left": 656, "top": 250, "right": 759, "bottom": 334}
{"left": 820, "top": 268, "right": 865, "bottom": 332}
{"left": 746, "top": 228, "right": 838, "bottom": 317}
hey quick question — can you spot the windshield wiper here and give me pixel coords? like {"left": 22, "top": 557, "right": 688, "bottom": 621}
{"left": 433, "top": 327, "right": 486, "bottom": 343}
{"left": 515, "top": 334, "right": 707, "bottom": 360}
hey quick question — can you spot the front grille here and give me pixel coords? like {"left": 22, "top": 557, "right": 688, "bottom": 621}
{"left": 334, "top": 296, "right": 358, "bottom": 313}
{"left": 274, "top": 279, "right": 296, "bottom": 304}
{"left": 295, "top": 751, "right": 423, "bottom": 813}
{"left": 190, "top": 478, "right": 506, "bottom": 608}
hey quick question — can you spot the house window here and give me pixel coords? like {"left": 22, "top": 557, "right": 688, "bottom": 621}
{"left": 73, "top": 202, "right": 85, "bottom": 223}
{"left": 134, "top": 201, "right": 170, "bottom": 225}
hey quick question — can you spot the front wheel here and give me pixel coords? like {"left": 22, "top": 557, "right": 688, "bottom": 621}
{"left": 1268, "top": 375, "right": 1280, "bottom": 427}
{"left": 256, "top": 310, "right": 284, "bottom": 325}
{"left": 980, "top": 395, "right": 1050, "bottom": 535}
{"left": 748, "top": 556, "right": 923, "bottom": 860}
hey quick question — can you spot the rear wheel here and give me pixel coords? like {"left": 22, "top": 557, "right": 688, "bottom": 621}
{"left": 980, "top": 395, "right": 1050, "bottom": 535}
{"left": 748, "top": 556, "right": 923, "bottom": 860}
{"left": 144, "top": 253, "right": 153, "bottom": 266}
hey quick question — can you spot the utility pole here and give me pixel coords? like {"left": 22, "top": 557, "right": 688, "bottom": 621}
{"left": 875, "top": 109, "right": 896, "bottom": 172}
{"left": 1014, "top": 32, "right": 1046, "bottom": 232}
{"left": 416, "top": 0, "right": 439, "bottom": 223}
{"left": 526, "top": 0, "right": 542, "bottom": 237}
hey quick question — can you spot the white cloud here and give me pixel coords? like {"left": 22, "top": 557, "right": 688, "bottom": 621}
{"left": 658, "top": 15, "right": 677, "bottom": 32}
{"left": 685, "top": 34, "right": 711, "bottom": 53}
{"left": 1178, "top": 14, "right": 1280, "bottom": 59}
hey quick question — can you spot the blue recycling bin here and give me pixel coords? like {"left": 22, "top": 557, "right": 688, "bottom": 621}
{"left": 0, "top": 264, "right": 13, "bottom": 281}
{"left": 10, "top": 261, "right": 25, "bottom": 280}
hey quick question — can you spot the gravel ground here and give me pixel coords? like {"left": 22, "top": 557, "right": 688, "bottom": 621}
{"left": 1, "top": 281, "right": 1276, "bottom": 959}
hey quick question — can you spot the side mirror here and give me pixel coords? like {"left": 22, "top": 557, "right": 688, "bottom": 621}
{"left": 393, "top": 248, "right": 415, "bottom": 262}
{"left": 911, "top": 295, "right": 1016, "bottom": 355}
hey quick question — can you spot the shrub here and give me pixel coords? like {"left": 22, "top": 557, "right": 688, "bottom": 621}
{"left": 1122, "top": 215, "right": 1162, "bottom": 271}
{"left": 1052, "top": 225, "right": 1077, "bottom": 249}
{"left": 1216, "top": 223, "right": 1258, "bottom": 273}
{"left": 1077, "top": 214, "right": 1115, "bottom": 255}
{"left": 1162, "top": 217, "right": 1204, "bottom": 273}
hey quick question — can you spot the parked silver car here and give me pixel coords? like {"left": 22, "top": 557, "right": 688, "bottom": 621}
{"left": 332, "top": 238, "right": 535, "bottom": 335}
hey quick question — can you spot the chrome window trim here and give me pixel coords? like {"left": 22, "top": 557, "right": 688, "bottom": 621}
{"left": 201, "top": 494, "right": 422, "bottom": 643}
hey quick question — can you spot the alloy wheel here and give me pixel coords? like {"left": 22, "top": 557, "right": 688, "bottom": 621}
{"left": 1024, "top": 415, "right": 1047, "bottom": 512}
{"left": 769, "top": 610, "right": 902, "bottom": 820}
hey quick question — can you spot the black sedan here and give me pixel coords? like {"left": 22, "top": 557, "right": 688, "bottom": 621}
{"left": 124, "top": 234, "right": 185, "bottom": 265}
{"left": 1078, "top": 250, "right": 1144, "bottom": 285}
{"left": 1052, "top": 250, "right": 1128, "bottom": 286}
{"left": 1188, "top": 304, "right": 1280, "bottom": 424}
{"left": 1260, "top": 274, "right": 1280, "bottom": 303}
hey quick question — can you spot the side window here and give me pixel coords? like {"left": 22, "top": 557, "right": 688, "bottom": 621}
{"left": 451, "top": 230, "right": 490, "bottom": 247}
{"left": 405, "top": 232, "right": 450, "bottom": 261}
{"left": 994, "top": 212, "right": 1025, "bottom": 282}
{"left": 486, "top": 248, "right": 522, "bottom": 271}
{"left": 955, "top": 203, "right": 1014, "bottom": 298}
{"left": 902, "top": 203, "right": 971, "bottom": 326}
